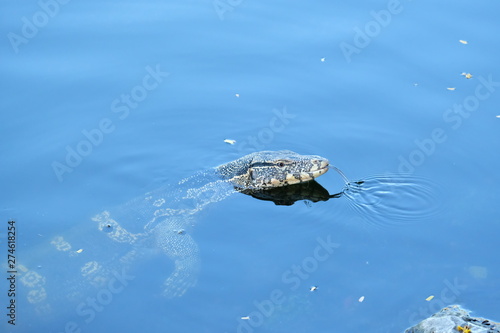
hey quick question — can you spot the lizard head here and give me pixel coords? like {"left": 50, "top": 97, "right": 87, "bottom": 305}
{"left": 219, "top": 150, "right": 329, "bottom": 190}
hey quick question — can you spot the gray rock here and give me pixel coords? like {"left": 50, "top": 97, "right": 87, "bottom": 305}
{"left": 405, "top": 305, "right": 499, "bottom": 333}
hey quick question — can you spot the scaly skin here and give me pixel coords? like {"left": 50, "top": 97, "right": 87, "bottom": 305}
{"left": 17, "top": 151, "right": 329, "bottom": 325}
{"left": 218, "top": 150, "right": 329, "bottom": 189}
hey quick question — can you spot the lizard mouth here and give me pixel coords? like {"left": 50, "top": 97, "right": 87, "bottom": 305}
{"left": 283, "top": 159, "right": 329, "bottom": 186}
{"left": 311, "top": 163, "right": 329, "bottom": 178}
{"left": 309, "top": 159, "right": 330, "bottom": 179}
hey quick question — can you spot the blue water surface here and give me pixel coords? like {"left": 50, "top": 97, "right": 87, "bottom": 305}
{"left": 1, "top": 1, "right": 500, "bottom": 332}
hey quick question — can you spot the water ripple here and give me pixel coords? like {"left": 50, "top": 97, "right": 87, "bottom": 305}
{"left": 340, "top": 174, "right": 442, "bottom": 226}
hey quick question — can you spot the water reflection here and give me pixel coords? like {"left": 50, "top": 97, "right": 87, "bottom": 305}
{"left": 240, "top": 173, "right": 441, "bottom": 225}
{"left": 239, "top": 180, "right": 342, "bottom": 206}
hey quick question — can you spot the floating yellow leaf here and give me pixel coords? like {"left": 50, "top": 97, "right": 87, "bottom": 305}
{"left": 447, "top": 87, "right": 456, "bottom": 91}
{"left": 457, "top": 324, "right": 471, "bottom": 333}
{"left": 425, "top": 295, "right": 434, "bottom": 301}
{"left": 461, "top": 72, "right": 473, "bottom": 79}
{"left": 459, "top": 40, "right": 468, "bottom": 44}
{"left": 241, "top": 316, "right": 250, "bottom": 320}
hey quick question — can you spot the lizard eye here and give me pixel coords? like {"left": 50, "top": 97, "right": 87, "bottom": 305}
{"left": 277, "top": 162, "right": 285, "bottom": 167}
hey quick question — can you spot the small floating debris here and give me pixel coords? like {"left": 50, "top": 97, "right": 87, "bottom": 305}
{"left": 176, "top": 229, "right": 185, "bottom": 235}
{"left": 457, "top": 324, "right": 472, "bottom": 333}
{"left": 76, "top": 249, "right": 84, "bottom": 254}
{"left": 496, "top": 115, "right": 500, "bottom": 118}
{"left": 103, "top": 224, "right": 113, "bottom": 233}
{"left": 459, "top": 40, "right": 468, "bottom": 45}
{"left": 224, "top": 139, "right": 236, "bottom": 145}
{"left": 241, "top": 316, "right": 250, "bottom": 320}
{"left": 320, "top": 57, "right": 326, "bottom": 62}
{"left": 461, "top": 72, "right": 473, "bottom": 79}
{"left": 310, "top": 286, "right": 318, "bottom": 292}
{"left": 235, "top": 93, "right": 240, "bottom": 98}
{"left": 358, "top": 296, "right": 365, "bottom": 303}
{"left": 425, "top": 295, "right": 434, "bottom": 301}
{"left": 447, "top": 87, "right": 456, "bottom": 91}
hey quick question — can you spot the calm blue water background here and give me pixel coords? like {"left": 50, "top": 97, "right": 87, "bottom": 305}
{"left": 1, "top": 1, "right": 500, "bottom": 332}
